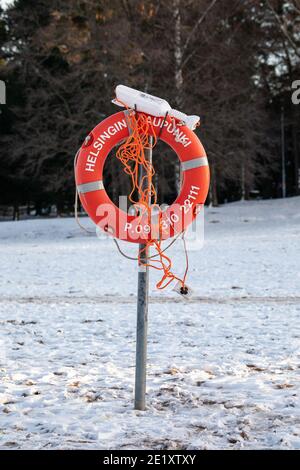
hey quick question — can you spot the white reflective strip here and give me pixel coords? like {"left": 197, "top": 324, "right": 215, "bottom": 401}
{"left": 181, "top": 157, "right": 208, "bottom": 171}
{"left": 138, "top": 265, "right": 147, "bottom": 272}
{"left": 77, "top": 180, "right": 104, "bottom": 194}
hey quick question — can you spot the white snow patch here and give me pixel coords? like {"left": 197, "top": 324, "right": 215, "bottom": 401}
{"left": 0, "top": 197, "right": 299, "bottom": 449}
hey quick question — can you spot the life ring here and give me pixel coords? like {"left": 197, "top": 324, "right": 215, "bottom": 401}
{"left": 75, "top": 111, "right": 210, "bottom": 244}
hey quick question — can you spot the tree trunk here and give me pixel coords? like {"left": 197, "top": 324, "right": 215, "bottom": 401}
{"left": 13, "top": 203, "right": 19, "bottom": 221}
{"left": 173, "top": 0, "right": 183, "bottom": 192}
{"left": 292, "top": 107, "right": 299, "bottom": 195}
{"left": 241, "top": 161, "right": 245, "bottom": 201}
{"left": 173, "top": 0, "right": 183, "bottom": 109}
{"left": 210, "top": 163, "right": 218, "bottom": 207}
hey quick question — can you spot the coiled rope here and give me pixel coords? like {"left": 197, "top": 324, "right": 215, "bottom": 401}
{"left": 74, "top": 105, "right": 189, "bottom": 290}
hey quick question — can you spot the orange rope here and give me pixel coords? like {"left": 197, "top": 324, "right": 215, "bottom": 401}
{"left": 115, "top": 100, "right": 188, "bottom": 290}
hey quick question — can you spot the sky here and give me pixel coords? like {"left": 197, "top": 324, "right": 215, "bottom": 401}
{"left": 0, "top": 0, "right": 12, "bottom": 8}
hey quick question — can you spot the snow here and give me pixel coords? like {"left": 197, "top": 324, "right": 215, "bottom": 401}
{"left": 0, "top": 197, "right": 299, "bottom": 449}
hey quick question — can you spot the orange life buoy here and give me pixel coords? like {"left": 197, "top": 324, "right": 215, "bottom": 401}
{"left": 75, "top": 111, "right": 210, "bottom": 244}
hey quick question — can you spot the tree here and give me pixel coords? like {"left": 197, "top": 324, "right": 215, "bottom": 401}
{"left": 0, "top": 0, "right": 299, "bottom": 217}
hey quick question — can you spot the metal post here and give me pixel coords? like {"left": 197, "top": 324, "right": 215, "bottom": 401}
{"left": 134, "top": 136, "right": 153, "bottom": 411}
{"left": 281, "top": 106, "right": 286, "bottom": 198}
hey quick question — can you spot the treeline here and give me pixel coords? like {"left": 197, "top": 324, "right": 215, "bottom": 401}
{"left": 0, "top": 0, "right": 299, "bottom": 217}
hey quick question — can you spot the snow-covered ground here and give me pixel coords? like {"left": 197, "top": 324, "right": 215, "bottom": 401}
{"left": 0, "top": 197, "right": 299, "bottom": 449}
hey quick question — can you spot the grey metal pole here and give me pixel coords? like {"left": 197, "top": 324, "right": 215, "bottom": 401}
{"left": 134, "top": 136, "right": 153, "bottom": 411}
{"left": 281, "top": 106, "right": 286, "bottom": 198}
